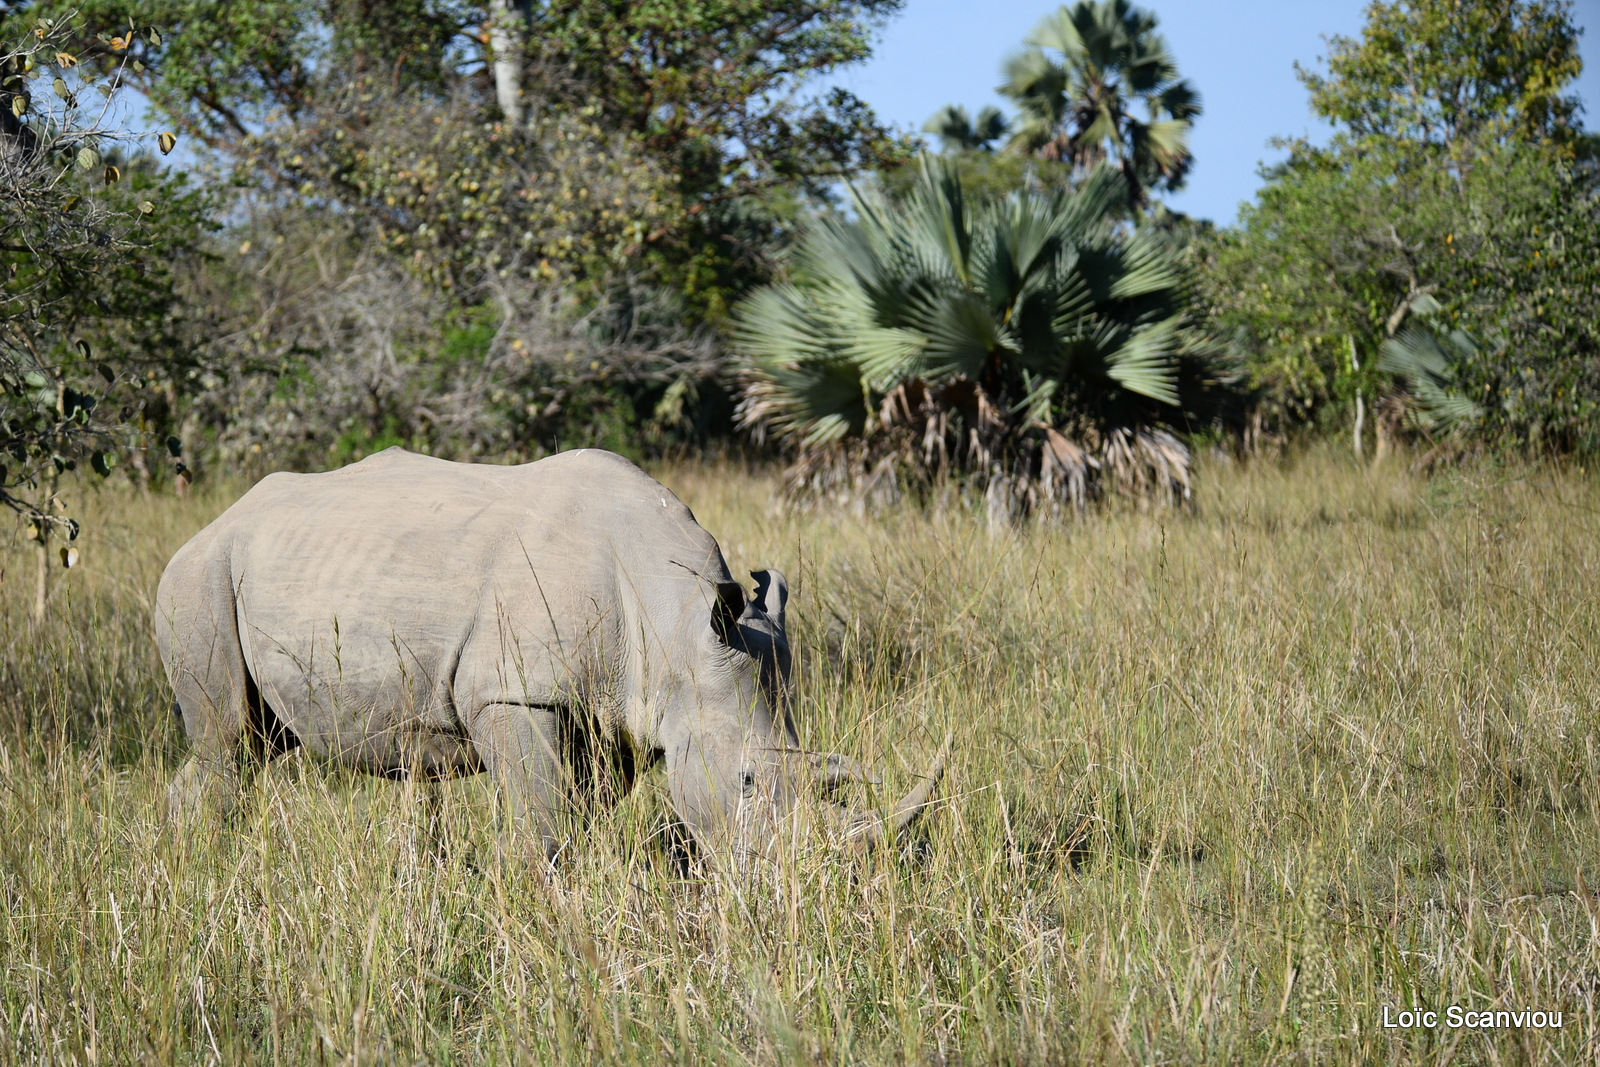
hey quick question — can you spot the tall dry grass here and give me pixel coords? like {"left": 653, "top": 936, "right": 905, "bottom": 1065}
{"left": 2, "top": 449, "right": 1599, "bottom": 1064}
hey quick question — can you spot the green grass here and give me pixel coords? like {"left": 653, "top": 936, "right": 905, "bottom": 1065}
{"left": 3, "top": 449, "right": 1599, "bottom": 1063}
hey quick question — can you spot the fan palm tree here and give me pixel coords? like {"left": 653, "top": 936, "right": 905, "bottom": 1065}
{"left": 734, "top": 155, "right": 1212, "bottom": 520}
{"left": 922, "top": 104, "right": 1010, "bottom": 152}
{"left": 1001, "top": 0, "right": 1201, "bottom": 206}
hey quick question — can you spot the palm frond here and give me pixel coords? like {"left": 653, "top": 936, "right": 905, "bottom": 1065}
{"left": 1026, "top": 7, "right": 1088, "bottom": 59}
{"left": 923, "top": 104, "right": 978, "bottom": 150}
{"left": 1129, "top": 118, "right": 1192, "bottom": 182}
{"left": 1154, "top": 80, "right": 1201, "bottom": 121}
{"left": 1107, "top": 227, "right": 1182, "bottom": 301}
{"left": 1378, "top": 323, "right": 1483, "bottom": 431}
{"left": 1101, "top": 316, "right": 1180, "bottom": 405}
{"left": 923, "top": 104, "right": 1008, "bottom": 152}
{"left": 973, "top": 106, "right": 1010, "bottom": 145}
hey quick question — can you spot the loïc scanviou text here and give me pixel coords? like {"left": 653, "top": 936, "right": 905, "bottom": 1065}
{"left": 1383, "top": 1006, "right": 1562, "bottom": 1030}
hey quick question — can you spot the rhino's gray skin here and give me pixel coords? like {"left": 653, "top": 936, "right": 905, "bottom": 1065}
{"left": 155, "top": 447, "right": 941, "bottom": 865}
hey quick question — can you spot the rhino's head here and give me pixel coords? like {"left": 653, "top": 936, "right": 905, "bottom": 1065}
{"left": 663, "top": 568, "right": 948, "bottom": 869}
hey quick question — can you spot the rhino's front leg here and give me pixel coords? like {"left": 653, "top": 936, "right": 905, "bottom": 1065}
{"left": 470, "top": 703, "right": 565, "bottom": 865}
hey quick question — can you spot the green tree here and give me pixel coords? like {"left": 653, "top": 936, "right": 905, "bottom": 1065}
{"left": 1204, "top": 0, "right": 1595, "bottom": 456}
{"left": 997, "top": 0, "right": 1201, "bottom": 206}
{"left": 1298, "top": 0, "right": 1582, "bottom": 158}
{"left": 734, "top": 156, "right": 1232, "bottom": 519}
{"left": 1, "top": 14, "right": 208, "bottom": 617}
{"left": 37, "top": 0, "right": 911, "bottom": 321}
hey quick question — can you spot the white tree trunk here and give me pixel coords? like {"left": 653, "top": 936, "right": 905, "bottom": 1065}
{"left": 488, "top": 0, "right": 528, "bottom": 127}
{"left": 31, "top": 469, "right": 58, "bottom": 622}
{"left": 1348, "top": 335, "right": 1364, "bottom": 462}
{"left": 1353, "top": 389, "right": 1365, "bottom": 462}
{"left": 33, "top": 536, "right": 48, "bottom": 622}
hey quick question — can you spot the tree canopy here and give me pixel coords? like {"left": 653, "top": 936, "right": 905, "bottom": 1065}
{"left": 1203, "top": 0, "right": 1596, "bottom": 455}
{"left": 1298, "top": 0, "right": 1583, "bottom": 158}
{"left": 998, "top": 0, "right": 1201, "bottom": 205}
{"left": 33, "top": 0, "right": 912, "bottom": 319}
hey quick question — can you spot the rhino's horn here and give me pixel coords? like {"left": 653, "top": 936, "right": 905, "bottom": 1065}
{"left": 849, "top": 731, "right": 953, "bottom": 848}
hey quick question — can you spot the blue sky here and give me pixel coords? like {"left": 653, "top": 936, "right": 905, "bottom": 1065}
{"left": 832, "top": 0, "right": 1600, "bottom": 225}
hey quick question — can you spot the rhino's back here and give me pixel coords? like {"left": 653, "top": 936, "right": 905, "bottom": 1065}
{"left": 160, "top": 448, "right": 723, "bottom": 763}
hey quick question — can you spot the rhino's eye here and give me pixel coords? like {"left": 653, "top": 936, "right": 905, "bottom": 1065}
{"left": 740, "top": 769, "right": 756, "bottom": 797}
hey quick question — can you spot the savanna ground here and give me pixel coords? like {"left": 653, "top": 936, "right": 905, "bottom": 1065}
{"left": 2, "top": 450, "right": 1599, "bottom": 1065}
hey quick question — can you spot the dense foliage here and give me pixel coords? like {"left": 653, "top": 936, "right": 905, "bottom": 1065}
{"left": 37, "top": 0, "right": 911, "bottom": 319}
{"left": 1202, "top": 0, "right": 1596, "bottom": 455}
{"left": 175, "top": 206, "right": 724, "bottom": 474}
{"left": 0, "top": 0, "right": 916, "bottom": 466}
{"left": 1, "top": 0, "right": 1596, "bottom": 529}
{"left": 734, "top": 157, "right": 1234, "bottom": 518}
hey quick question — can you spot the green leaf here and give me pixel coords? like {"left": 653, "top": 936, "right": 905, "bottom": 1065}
{"left": 91, "top": 450, "right": 115, "bottom": 476}
{"left": 75, "top": 339, "right": 91, "bottom": 360}
{"left": 52, "top": 76, "right": 68, "bottom": 100}
{"left": 165, "top": 435, "right": 182, "bottom": 457}
{"left": 10, "top": 95, "right": 25, "bottom": 119}
{"left": 157, "top": 131, "right": 176, "bottom": 155}
{"left": 76, "top": 146, "right": 101, "bottom": 171}
{"left": 137, "top": 200, "right": 155, "bottom": 214}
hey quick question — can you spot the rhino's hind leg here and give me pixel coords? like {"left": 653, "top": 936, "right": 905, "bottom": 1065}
{"left": 470, "top": 703, "right": 565, "bottom": 866}
{"left": 166, "top": 749, "right": 245, "bottom": 823}
{"left": 166, "top": 673, "right": 300, "bottom": 825}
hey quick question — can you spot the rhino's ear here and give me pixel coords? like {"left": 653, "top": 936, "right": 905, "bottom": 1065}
{"left": 712, "top": 580, "right": 746, "bottom": 644}
{"left": 750, "top": 569, "right": 788, "bottom": 632}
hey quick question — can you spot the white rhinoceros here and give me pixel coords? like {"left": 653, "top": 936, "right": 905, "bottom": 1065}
{"left": 155, "top": 447, "right": 946, "bottom": 864}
